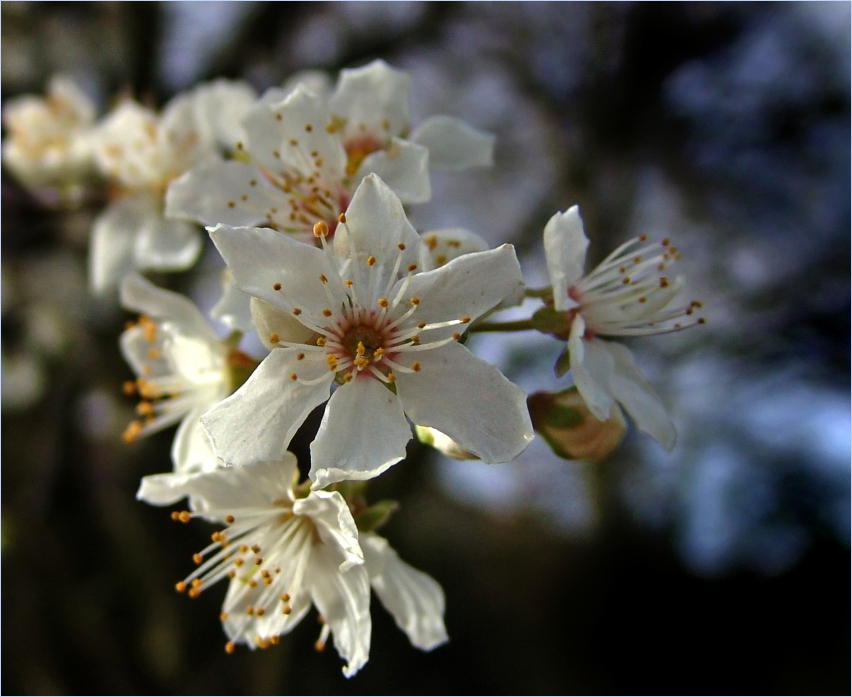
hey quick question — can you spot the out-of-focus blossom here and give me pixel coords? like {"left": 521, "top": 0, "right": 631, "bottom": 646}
{"left": 2, "top": 74, "right": 98, "bottom": 202}
{"left": 202, "top": 175, "right": 533, "bottom": 487}
{"left": 540, "top": 206, "right": 704, "bottom": 451}
{"left": 89, "top": 80, "right": 256, "bottom": 293}
{"left": 119, "top": 273, "right": 254, "bottom": 485}
{"left": 163, "top": 456, "right": 371, "bottom": 677}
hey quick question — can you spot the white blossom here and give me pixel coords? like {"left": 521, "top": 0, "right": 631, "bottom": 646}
{"left": 89, "top": 80, "right": 255, "bottom": 293}
{"left": 119, "top": 273, "right": 244, "bottom": 486}
{"left": 160, "top": 456, "right": 371, "bottom": 677}
{"left": 202, "top": 174, "right": 533, "bottom": 487}
{"left": 2, "top": 74, "right": 98, "bottom": 199}
{"left": 542, "top": 206, "right": 704, "bottom": 451}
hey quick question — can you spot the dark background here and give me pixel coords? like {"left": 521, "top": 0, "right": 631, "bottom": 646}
{"left": 2, "top": 2, "right": 849, "bottom": 694}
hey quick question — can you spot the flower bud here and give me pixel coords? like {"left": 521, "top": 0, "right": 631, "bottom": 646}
{"left": 414, "top": 425, "right": 478, "bottom": 460}
{"left": 527, "top": 387, "right": 626, "bottom": 462}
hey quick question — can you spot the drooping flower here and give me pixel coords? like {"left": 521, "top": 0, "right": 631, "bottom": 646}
{"left": 163, "top": 456, "right": 371, "bottom": 677}
{"left": 89, "top": 80, "right": 257, "bottom": 293}
{"left": 2, "top": 74, "right": 98, "bottom": 202}
{"left": 541, "top": 206, "right": 704, "bottom": 451}
{"left": 202, "top": 174, "right": 534, "bottom": 487}
{"left": 119, "top": 273, "right": 254, "bottom": 486}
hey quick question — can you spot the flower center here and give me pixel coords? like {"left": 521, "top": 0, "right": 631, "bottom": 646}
{"left": 344, "top": 134, "right": 384, "bottom": 177}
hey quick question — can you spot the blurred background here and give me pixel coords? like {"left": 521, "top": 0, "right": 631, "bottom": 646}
{"left": 2, "top": 2, "right": 849, "bottom": 694}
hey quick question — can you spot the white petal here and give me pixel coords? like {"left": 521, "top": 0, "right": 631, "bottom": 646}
{"left": 399, "top": 244, "right": 523, "bottom": 338}
{"left": 310, "top": 378, "right": 411, "bottom": 489}
{"left": 362, "top": 533, "right": 448, "bottom": 651}
{"left": 211, "top": 272, "right": 254, "bottom": 332}
{"left": 294, "top": 490, "right": 363, "bottom": 570}
{"left": 171, "top": 457, "right": 300, "bottom": 516}
{"left": 569, "top": 318, "right": 615, "bottom": 422}
{"left": 280, "top": 70, "right": 334, "bottom": 100}
{"left": 306, "top": 543, "right": 372, "bottom": 677}
{"left": 243, "top": 85, "right": 346, "bottom": 178}
{"left": 336, "top": 173, "right": 423, "bottom": 283}
{"left": 208, "top": 224, "right": 337, "bottom": 319}
{"left": 191, "top": 79, "right": 257, "bottom": 152}
{"left": 170, "top": 407, "right": 218, "bottom": 474}
{"left": 201, "top": 349, "right": 332, "bottom": 466}
{"left": 330, "top": 60, "right": 411, "bottom": 139}
{"left": 420, "top": 228, "right": 489, "bottom": 267}
{"left": 605, "top": 340, "right": 676, "bottom": 451}
{"left": 165, "top": 160, "right": 284, "bottom": 227}
{"left": 395, "top": 340, "right": 533, "bottom": 463}
{"left": 133, "top": 210, "right": 202, "bottom": 273}
{"left": 410, "top": 115, "right": 494, "bottom": 172}
{"left": 119, "top": 324, "right": 171, "bottom": 378}
{"left": 88, "top": 198, "right": 147, "bottom": 294}
{"left": 120, "top": 272, "right": 218, "bottom": 343}
{"left": 543, "top": 206, "right": 588, "bottom": 311}
{"left": 250, "top": 297, "right": 316, "bottom": 350}
{"left": 136, "top": 471, "right": 207, "bottom": 507}
{"left": 354, "top": 139, "right": 430, "bottom": 204}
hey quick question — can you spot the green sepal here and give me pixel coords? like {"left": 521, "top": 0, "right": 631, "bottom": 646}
{"left": 414, "top": 424, "right": 434, "bottom": 446}
{"left": 354, "top": 499, "right": 399, "bottom": 533}
{"left": 554, "top": 347, "right": 572, "bottom": 377}
{"left": 531, "top": 306, "right": 572, "bottom": 338}
{"left": 544, "top": 402, "right": 584, "bottom": 429}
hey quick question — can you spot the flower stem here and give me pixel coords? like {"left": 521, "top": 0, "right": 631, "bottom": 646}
{"left": 524, "top": 287, "right": 552, "bottom": 298}
{"left": 470, "top": 319, "right": 536, "bottom": 333}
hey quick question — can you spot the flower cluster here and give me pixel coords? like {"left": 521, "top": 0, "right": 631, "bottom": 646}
{"left": 3, "top": 61, "right": 703, "bottom": 675}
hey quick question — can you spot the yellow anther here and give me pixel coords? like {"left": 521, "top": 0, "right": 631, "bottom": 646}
{"left": 319, "top": 274, "right": 328, "bottom": 284}
{"left": 290, "top": 373, "right": 298, "bottom": 381}
{"left": 178, "top": 511, "right": 191, "bottom": 523}
{"left": 136, "top": 401, "right": 154, "bottom": 416}
{"left": 193, "top": 553, "right": 203, "bottom": 565}
{"left": 220, "top": 612, "right": 228, "bottom": 621}
{"left": 122, "top": 380, "right": 136, "bottom": 395}
{"left": 387, "top": 372, "right": 396, "bottom": 383}
{"left": 188, "top": 588, "right": 200, "bottom": 599}
{"left": 211, "top": 531, "right": 222, "bottom": 542}
{"left": 305, "top": 124, "right": 313, "bottom": 132}
{"left": 254, "top": 557, "right": 263, "bottom": 566}
{"left": 397, "top": 242, "right": 406, "bottom": 251}
{"left": 338, "top": 212, "right": 346, "bottom": 223}
{"left": 378, "top": 297, "right": 389, "bottom": 308}
{"left": 345, "top": 279, "right": 353, "bottom": 288}
{"left": 373, "top": 347, "right": 384, "bottom": 360}
{"left": 425, "top": 234, "right": 438, "bottom": 251}
{"left": 659, "top": 277, "right": 669, "bottom": 288}
{"left": 356, "top": 341, "right": 366, "bottom": 356}
{"left": 448, "top": 239, "right": 461, "bottom": 248}
{"left": 248, "top": 579, "right": 257, "bottom": 588}
{"left": 322, "top": 308, "right": 333, "bottom": 317}
{"left": 256, "top": 608, "right": 265, "bottom": 617}
{"left": 314, "top": 640, "right": 326, "bottom": 652}
{"left": 326, "top": 355, "right": 338, "bottom": 371}
{"left": 251, "top": 544, "right": 261, "bottom": 553}
{"left": 282, "top": 605, "right": 292, "bottom": 615}
{"left": 407, "top": 263, "right": 418, "bottom": 272}
{"left": 269, "top": 333, "right": 280, "bottom": 344}
{"left": 410, "top": 297, "right": 420, "bottom": 306}
{"left": 622, "top": 277, "right": 631, "bottom": 285}
{"left": 639, "top": 297, "right": 647, "bottom": 303}
{"left": 225, "top": 514, "right": 235, "bottom": 524}
{"left": 460, "top": 315, "right": 471, "bottom": 324}
{"left": 313, "top": 221, "right": 329, "bottom": 237}
{"left": 191, "top": 578, "right": 201, "bottom": 588}
{"left": 452, "top": 332, "right": 461, "bottom": 341}
{"left": 273, "top": 150, "right": 280, "bottom": 159}
{"left": 366, "top": 256, "right": 376, "bottom": 267}
{"left": 698, "top": 317, "right": 707, "bottom": 324}
{"left": 273, "top": 283, "right": 282, "bottom": 290}
{"left": 239, "top": 545, "right": 248, "bottom": 553}
{"left": 412, "top": 361, "right": 421, "bottom": 372}
{"left": 293, "top": 308, "right": 302, "bottom": 315}
{"left": 436, "top": 255, "right": 447, "bottom": 265}
{"left": 342, "top": 372, "right": 353, "bottom": 383}
{"left": 410, "top": 336, "right": 421, "bottom": 345}
{"left": 289, "top": 139, "right": 298, "bottom": 146}
{"left": 122, "top": 420, "right": 143, "bottom": 444}
{"left": 175, "top": 582, "right": 186, "bottom": 593}
{"left": 661, "top": 238, "right": 670, "bottom": 246}
{"left": 354, "top": 357, "right": 369, "bottom": 370}
{"left": 228, "top": 201, "right": 235, "bottom": 208}
{"left": 270, "top": 635, "right": 280, "bottom": 645}
{"left": 296, "top": 352, "right": 305, "bottom": 360}
{"left": 263, "top": 576, "right": 272, "bottom": 585}
{"left": 417, "top": 321, "right": 426, "bottom": 329}
{"left": 246, "top": 606, "right": 254, "bottom": 616}
{"left": 280, "top": 592, "right": 291, "bottom": 602}
{"left": 225, "top": 642, "right": 235, "bottom": 654}
{"left": 639, "top": 234, "right": 648, "bottom": 242}
{"left": 234, "top": 558, "right": 244, "bottom": 567}
{"left": 227, "top": 570, "right": 236, "bottom": 578}
{"left": 250, "top": 179, "right": 257, "bottom": 186}
{"left": 633, "top": 256, "right": 642, "bottom": 263}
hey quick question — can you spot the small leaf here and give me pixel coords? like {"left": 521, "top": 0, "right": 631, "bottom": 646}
{"left": 354, "top": 500, "right": 399, "bottom": 533}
